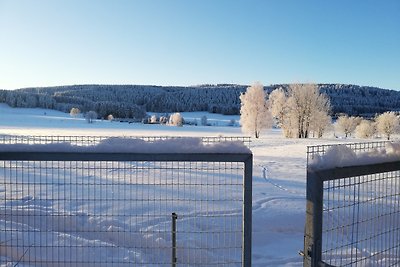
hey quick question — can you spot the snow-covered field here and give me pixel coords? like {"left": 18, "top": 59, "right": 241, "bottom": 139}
{"left": 0, "top": 104, "right": 392, "bottom": 266}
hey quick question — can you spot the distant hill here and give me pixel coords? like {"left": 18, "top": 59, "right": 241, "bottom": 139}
{"left": 1, "top": 84, "right": 399, "bottom": 119}
{"left": 320, "top": 84, "right": 400, "bottom": 117}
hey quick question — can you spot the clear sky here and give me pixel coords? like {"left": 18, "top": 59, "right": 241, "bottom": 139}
{"left": 0, "top": 0, "right": 399, "bottom": 90}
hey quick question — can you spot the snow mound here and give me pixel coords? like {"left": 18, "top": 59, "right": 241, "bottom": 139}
{"left": 0, "top": 137, "right": 251, "bottom": 154}
{"left": 310, "top": 142, "right": 400, "bottom": 170}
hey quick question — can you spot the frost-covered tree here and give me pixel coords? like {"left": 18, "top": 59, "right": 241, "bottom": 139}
{"left": 355, "top": 119, "right": 375, "bottom": 139}
{"left": 281, "top": 106, "right": 296, "bottom": 138}
{"left": 268, "top": 87, "right": 287, "bottom": 128}
{"left": 310, "top": 111, "right": 332, "bottom": 138}
{"left": 335, "top": 115, "right": 361, "bottom": 138}
{"left": 228, "top": 119, "right": 236, "bottom": 127}
{"left": 201, "top": 115, "right": 208, "bottom": 126}
{"left": 70, "top": 107, "right": 81, "bottom": 118}
{"left": 107, "top": 114, "right": 114, "bottom": 121}
{"left": 375, "top": 111, "right": 399, "bottom": 140}
{"left": 239, "top": 82, "right": 272, "bottom": 138}
{"left": 169, "top": 112, "right": 183, "bottom": 126}
{"left": 159, "top": 116, "right": 168, "bottom": 125}
{"left": 281, "top": 84, "right": 330, "bottom": 138}
{"left": 85, "top": 111, "right": 98, "bottom": 123}
{"left": 150, "top": 115, "right": 158, "bottom": 124}
{"left": 335, "top": 115, "right": 350, "bottom": 137}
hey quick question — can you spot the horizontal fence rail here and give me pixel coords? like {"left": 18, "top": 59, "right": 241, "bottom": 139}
{"left": 0, "top": 138, "right": 252, "bottom": 266}
{"left": 0, "top": 135, "right": 251, "bottom": 147}
{"left": 304, "top": 142, "right": 400, "bottom": 267}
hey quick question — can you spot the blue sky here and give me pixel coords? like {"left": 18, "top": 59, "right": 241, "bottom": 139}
{"left": 0, "top": 0, "right": 399, "bottom": 90}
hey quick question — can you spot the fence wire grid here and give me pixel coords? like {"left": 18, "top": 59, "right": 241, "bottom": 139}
{"left": 306, "top": 141, "right": 390, "bottom": 164}
{"left": 321, "top": 170, "right": 400, "bottom": 266}
{"left": 0, "top": 136, "right": 252, "bottom": 266}
{"left": 305, "top": 141, "right": 400, "bottom": 267}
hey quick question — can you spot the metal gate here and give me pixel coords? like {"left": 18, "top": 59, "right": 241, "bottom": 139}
{"left": 304, "top": 142, "right": 400, "bottom": 266}
{"left": 0, "top": 137, "right": 252, "bottom": 266}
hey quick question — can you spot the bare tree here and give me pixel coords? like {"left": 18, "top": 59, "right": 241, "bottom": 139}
{"left": 107, "top": 114, "right": 114, "bottom": 121}
{"left": 159, "top": 116, "right": 168, "bottom": 125}
{"left": 281, "top": 105, "right": 296, "bottom": 138}
{"left": 239, "top": 82, "right": 272, "bottom": 138}
{"left": 70, "top": 107, "right": 81, "bottom": 118}
{"left": 85, "top": 111, "right": 98, "bottom": 124}
{"left": 375, "top": 111, "right": 399, "bottom": 140}
{"left": 280, "top": 84, "right": 330, "bottom": 138}
{"left": 268, "top": 87, "right": 287, "bottom": 128}
{"left": 169, "top": 112, "right": 183, "bottom": 126}
{"left": 335, "top": 115, "right": 361, "bottom": 138}
{"left": 201, "top": 115, "right": 208, "bottom": 126}
{"left": 355, "top": 119, "right": 375, "bottom": 139}
{"left": 150, "top": 115, "right": 158, "bottom": 124}
{"left": 310, "top": 110, "right": 332, "bottom": 138}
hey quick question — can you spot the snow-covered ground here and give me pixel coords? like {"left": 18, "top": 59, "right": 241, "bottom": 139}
{"left": 0, "top": 104, "right": 395, "bottom": 266}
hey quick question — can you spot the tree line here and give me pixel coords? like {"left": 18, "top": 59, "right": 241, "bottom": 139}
{"left": 240, "top": 83, "right": 400, "bottom": 140}
{"left": 1, "top": 83, "right": 400, "bottom": 120}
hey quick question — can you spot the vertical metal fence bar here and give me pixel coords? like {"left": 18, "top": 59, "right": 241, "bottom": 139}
{"left": 242, "top": 155, "right": 252, "bottom": 267}
{"left": 171, "top": 212, "right": 177, "bottom": 267}
{"left": 304, "top": 170, "right": 324, "bottom": 267}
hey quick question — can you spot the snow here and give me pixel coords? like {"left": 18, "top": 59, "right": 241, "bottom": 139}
{"left": 310, "top": 142, "right": 400, "bottom": 170}
{"left": 148, "top": 111, "right": 239, "bottom": 127}
{"left": 0, "top": 103, "right": 242, "bottom": 137}
{"left": 1, "top": 103, "right": 399, "bottom": 266}
{"left": 0, "top": 137, "right": 251, "bottom": 154}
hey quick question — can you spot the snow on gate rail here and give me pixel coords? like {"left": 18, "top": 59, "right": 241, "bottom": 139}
{"left": 0, "top": 137, "right": 253, "bottom": 266}
{"left": 0, "top": 134, "right": 251, "bottom": 148}
{"left": 304, "top": 141, "right": 400, "bottom": 267}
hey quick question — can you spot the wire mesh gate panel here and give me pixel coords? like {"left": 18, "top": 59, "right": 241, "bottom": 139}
{"left": 0, "top": 150, "right": 252, "bottom": 266}
{"left": 304, "top": 143, "right": 400, "bottom": 267}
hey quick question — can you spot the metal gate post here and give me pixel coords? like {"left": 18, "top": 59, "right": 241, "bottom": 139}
{"left": 304, "top": 170, "right": 323, "bottom": 267}
{"left": 243, "top": 155, "right": 253, "bottom": 267}
{"left": 172, "top": 213, "right": 178, "bottom": 267}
